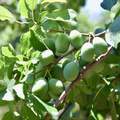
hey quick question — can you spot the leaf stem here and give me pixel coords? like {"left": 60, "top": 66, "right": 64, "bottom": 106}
{"left": 14, "top": 19, "right": 29, "bottom": 24}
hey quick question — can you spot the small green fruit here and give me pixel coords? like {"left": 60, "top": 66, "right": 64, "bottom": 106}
{"left": 50, "top": 65, "right": 66, "bottom": 82}
{"left": 40, "top": 50, "right": 54, "bottom": 66}
{"left": 55, "top": 33, "right": 70, "bottom": 53}
{"left": 40, "top": 92, "right": 51, "bottom": 102}
{"left": 32, "top": 77, "right": 48, "bottom": 96}
{"left": 43, "top": 38, "right": 55, "bottom": 52}
{"left": 63, "top": 61, "right": 79, "bottom": 81}
{"left": 92, "top": 61, "right": 105, "bottom": 73}
{"left": 35, "top": 62, "right": 46, "bottom": 78}
{"left": 92, "top": 37, "right": 108, "bottom": 55}
{"left": 48, "top": 78, "right": 64, "bottom": 96}
{"left": 69, "top": 30, "right": 83, "bottom": 48}
{"left": 62, "top": 58, "right": 72, "bottom": 70}
{"left": 81, "top": 42, "right": 94, "bottom": 62}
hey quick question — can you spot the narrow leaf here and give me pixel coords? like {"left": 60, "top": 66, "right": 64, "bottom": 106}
{"left": 105, "top": 16, "right": 120, "bottom": 48}
{"left": 20, "top": 32, "right": 31, "bottom": 54}
{"left": 0, "top": 6, "right": 13, "bottom": 21}
{"left": 30, "top": 94, "right": 59, "bottom": 119}
{"left": 26, "top": 0, "right": 38, "bottom": 11}
{"left": 19, "top": 0, "right": 30, "bottom": 18}
{"left": 100, "top": 0, "right": 118, "bottom": 11}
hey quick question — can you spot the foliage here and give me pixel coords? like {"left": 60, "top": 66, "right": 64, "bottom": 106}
{"left": 0, "top": 0, "right": 120, "bottom": 120}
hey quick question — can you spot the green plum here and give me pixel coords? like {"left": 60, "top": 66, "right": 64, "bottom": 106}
{"left": 92, "top": 37, "right": 108, "bottom": 55}
{"left": 40, "top": 49, "right": 54, "bottom": 66}
{"left": 55, "top": 33, "right": 70, "bottom": 53}
{"left": 63, "top": 61, "right": 79, "bottom": 81}
{"left": 81, "top": 42, "right": 94, "bottom": 62}
{"left": 69, "top": 30, "right": 83, "bottom": 48}
{"left": 50, "top": 65, "right": 66, "bottom": 82}
{"left": 43, "top": 38, "right": 55, "bottom": 52}
{"left": 48, "top": 78, "right": 64, "bottom": 97}
{"left": 32, "top": 77, "right": 48, "bottom": 97}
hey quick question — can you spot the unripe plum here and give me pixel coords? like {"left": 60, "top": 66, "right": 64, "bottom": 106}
{"left": 32, "top": 77, "right": 48, "bottom": 96}
{"left": 48, "top": 78, "right": 64, "bottom": 97}
{"left": 63, "top": 61, "right": 79, "bottom": 81}
{"left": 92, "top": 37, "right": 108, "bottom": 55}
{"left": 69, "top": 30, "right": 83, "bottom": 48}
{"left": 81, "top": 42, "right": 94, "bottom": 62}
{"left": 40, "top": 49, "right": 54, "bottom": 66}
{"left": 55, "top": 33, "right": 70, "bottom": 53}
{"left": 43, "top": 38, "right": 55, "bottom": 52}
{"left": 50, "top": 65, "right": 66, "bottom": 82}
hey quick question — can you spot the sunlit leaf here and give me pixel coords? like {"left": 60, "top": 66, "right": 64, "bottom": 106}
{"left": 105, "top": 16, "right": 120, "bottom": 48}
{"left": 19, "top": 0, "right": 30, "bottom": 18}
{"left": 20, "top": 32, "right": 31, "bottom": 54}
{"left": 13, "top": 84, "right": 27, "bottom": 99}
{"left": 30, "top": 94, "right": 59, "bottom": 119}
{"left": 0, "top": 6, "right": 13, "bottom": 21}
{"left": 26, "top": 0, "right": 38, "bottom": 11}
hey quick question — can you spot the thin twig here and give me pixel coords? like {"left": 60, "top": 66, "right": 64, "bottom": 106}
{"left": 44, "top": 46, "right": 113, "bottom": 120}
{"left": 33, "top": 48, "right": 78, "bottom": 76}
{"left": 58, "top": 103, "right": 73, "bottom": 120}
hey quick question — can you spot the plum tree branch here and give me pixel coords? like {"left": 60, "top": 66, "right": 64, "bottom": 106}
{"left": 33, "top": 48, "right": 78, "bottom": 76}
{"left": 50, "top": 29, "right": 106, "bottom": 37}
{"left": 44, "top": 45, "right": 113, "bottom": 120}
{"left": 33, "top": 30, "right": 107, "bottom": 76}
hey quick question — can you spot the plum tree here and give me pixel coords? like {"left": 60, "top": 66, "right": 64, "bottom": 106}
{"left": 63, "top": 61, "right": 79, "bottom": 81}
{"left": 55, "top": 33, "right": 70, "bottom": 53}
{"left": 32, "top": 77, "right": 48, "bottom": 97}
{"left": 92, "top": 37, "right": 108, "bottom": 55}
{"left": 69, "top": 30, "right": 83, "bottom": 48}
{"left": 81, "top": 42, "right": 94, "bottom": 62}
{"left": 40, "top": 49, "right": 54, "bottom": 66}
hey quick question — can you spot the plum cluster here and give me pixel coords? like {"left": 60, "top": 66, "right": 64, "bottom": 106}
{"left": 31, "top": 30, "right": 108, "bottom": 102}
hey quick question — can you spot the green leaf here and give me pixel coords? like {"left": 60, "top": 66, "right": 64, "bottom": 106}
{"left": 0, "top": 79, "right": 15, "bottom": 101}
{"left": 105, "top": 16, "right": 120, "bottom": 48}
{"left": 42, "top": 19, "right": 61, "bottom": 31}
{"left": 26, "top": 0, "right": 38, "bottom": 11}
{"left": 0, "top": 6, "right": 13, "bottom": 21}
{"left": 100, "top": 0, "right": 118, "bottom": 11}
{"left": 0, "top": 99, "right": 8, "bottom": 107}
{"left": 20, "top": 101, "right": 38, "bottom": 120}
{"left": 2, "top": 111, "right": 20, "bottom": 120}
{"left": 30, "top": 29, "right": 46, "bottom": 51}
{"left": 46, "top": 9, "right": 77, "bottom": 23}
{"left": 30, "top": 94, "right": 59, "bottom": 119}
{"left": 13, "top": 84, "right": 27, "bottom": 99}
{"left": 19, "top": 0, "right": 30, "bottom": 18}
{"left": 41, "top": 0, "right": 67, "bottom": 4}
{"left": 2, "top": 44, "right": 16, "bottom": 57}
{"left": 20, "top": 32, "right": 31, "bottom": 54}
